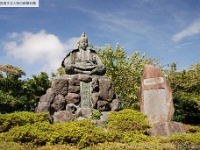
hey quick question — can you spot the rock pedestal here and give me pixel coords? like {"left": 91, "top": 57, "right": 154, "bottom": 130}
{"left": 139, "top": 65, "right": 185, "bottom": 136}
{"left": 36, "top": 74, "right": 120, "bottom": 122}
{"left": 148, "top": 122, "right": 185, "bottom": 136}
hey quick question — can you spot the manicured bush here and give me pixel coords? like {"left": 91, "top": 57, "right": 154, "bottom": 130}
{"left": 184, "top": 124, "right": 200, "bottom": 133}
{"left": 85, "top": 142, "right": 176, "bottom": 150}
{"left": 0, "top": 141, "right": 35, "bottom": 150}
{"left": 1, "top": 120, "right": 121, "bottom": 148}
{"left": 0, "top": 111, "right": 49, "bottom": 132}
{"left": 0, "top": 118, "right": 154, "bottom": 149}
{"left": 166, "top": 132, "right": 200, "bottom": 149}
{"left": 106, "top": 109, "right": 151, "bottom": 134}
{"left": 2, "top": 111, "right": 199, "bottom": 149}
{"left": 37, "top": 144, "right": 79, "bottom": 150}
{"left": 0, "top": 140, "right": 79, "bottom": 150}
{"left": 2, "top": 118, "right": 199, "bottom": 149}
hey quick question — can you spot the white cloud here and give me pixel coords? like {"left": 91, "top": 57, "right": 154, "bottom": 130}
{"left": 172, "top": 21, "right": 200, "bottom": 42}
{"left": 3, "top": 30, "right": 80, "bottom": 74}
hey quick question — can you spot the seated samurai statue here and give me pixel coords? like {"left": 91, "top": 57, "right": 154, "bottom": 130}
{"left": 62, "top": 32, "right": 106, "bottom": 75}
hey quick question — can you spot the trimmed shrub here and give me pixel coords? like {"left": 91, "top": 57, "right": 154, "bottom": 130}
{"left": 184, "top": 124, "right": 200, "bottom": 133}
{"left": 0, "top": 141, "right": 35, "bottom": 150}
{"left": 85, "top": 142, "right": 176, "bottom": 150}
{"left": 4, "top": 118, "right": 200, "bottom": 149}
{"left": 0, "top": 111, "right": 49, "bottom": 132}
{"left": 0, "top": 141, "right": 23, "bottom": 150}
{"left": 37, "top": 144, "right": 79, "bottom": 150}
{"left": 1, "top": 120, "right": 121, "bottom": 148}
{"left": 166, "top": 132, "right": 200, "bottom": 149}
{"left": 1, "top": 119, "right": 156, "bottom": 149}
{"left": 3, "top": 110, "right": 199, "bottom": 149}
{"left": 0, "top": 140, "right": 79, "bottom": 150}
{"left": 106, "top": 109, "right": 151, "bottom": 134}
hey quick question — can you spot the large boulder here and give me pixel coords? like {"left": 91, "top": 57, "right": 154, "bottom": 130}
{"left": 35, "top": 88, "right": 55, "bottom": 113}
{"left": 98, "top": 78, "right": 114, "bottom": 101}
{"left": 51, "top": 78, "right": 68, "bottom": 96}
{"left": 53, "top": 111, "right": 76, "bottom": 122}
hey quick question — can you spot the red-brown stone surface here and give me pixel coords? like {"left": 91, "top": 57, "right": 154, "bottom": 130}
{"left": 140, "top": 65, "right": 185, "bottom": 136}
{"left": 139, "top": 65, "right": 174, "bottom": 122}
{"left": 148, "top": 121, "right": 186, "bottom": 136}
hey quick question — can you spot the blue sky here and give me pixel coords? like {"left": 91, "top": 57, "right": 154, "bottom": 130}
{"left": 0, "top": 0, "right": 200, "bottom": 78}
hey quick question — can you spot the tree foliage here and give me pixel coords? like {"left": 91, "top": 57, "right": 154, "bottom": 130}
{"left": 51, "top": 66, "right": 66, "bottom": 78}
{"left": 97, "top": 44, "right": 159, "bottom": 108}
{"left": 21, "top": 72, "right": 51, "bottom": 111}
{"left": 0, "top": 64, "right": 50, "bottom": 113}
{"left": 166, "top": 62, "right": 200, "bottom": 124}
{"left": 0, "top": 64, "right": 26, "bottom": 113}
{"left": 0, "top": 64, "right": 26, "bottom": 78}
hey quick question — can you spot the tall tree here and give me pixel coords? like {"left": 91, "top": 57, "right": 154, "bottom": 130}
{"left": 21, "top": 72, "right": 51, "bottom": 111}
{"left": 166, "top": 62, "right": 200, "bottom": 124}
{"left": 0, "top": 64, "right": 51, "bottom": 113}
{"left": 97, "top": 44, "right": 159, "bottom": 108}
{"left": 0, "top": 64, "right": 26, "bottom": 113}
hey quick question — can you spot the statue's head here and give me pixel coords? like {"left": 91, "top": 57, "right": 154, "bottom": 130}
{"left": 79, "top": 32, "right": 88, "bottom": 50}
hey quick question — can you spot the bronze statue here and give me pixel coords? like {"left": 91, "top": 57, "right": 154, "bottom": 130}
{"left": 62, "top": 32, "right": 106, "bottom": 75}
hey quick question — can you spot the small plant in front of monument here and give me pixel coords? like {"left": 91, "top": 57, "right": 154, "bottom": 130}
{"left": 91, "top": 110, "right": 102, "bottom": 120}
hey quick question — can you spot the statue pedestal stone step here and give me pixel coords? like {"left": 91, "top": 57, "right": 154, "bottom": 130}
{"left": 148, "top": 121, "right": 186, "bottom": 136}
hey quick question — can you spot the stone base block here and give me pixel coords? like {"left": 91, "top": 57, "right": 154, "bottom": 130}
{"left": 53, "top": 111, "right": 76, "bottom": 122}
{"left": 148, "top": 121, "right": 186, "bottom": 136}
{"left": 75, "top": 108, "right": 93, "bottom": 118}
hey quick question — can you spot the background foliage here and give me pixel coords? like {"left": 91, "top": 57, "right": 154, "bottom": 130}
{"left": 0, "top": 64, "right": 50, "bottom": 113}
{"left": 97, "top": 44, "right": 159, "bottom": 108}
{"left": 165, "top": 62, "right": 200, "bottom": 124}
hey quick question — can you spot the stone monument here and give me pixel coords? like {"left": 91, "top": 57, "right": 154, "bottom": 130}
{"left": 139, "top": 65, "right": 185, "bottom": 136}
{"left": 35, "top": 32, "right": 120, "bottom": 122}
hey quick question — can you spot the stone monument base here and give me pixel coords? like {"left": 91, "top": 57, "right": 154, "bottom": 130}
{"left": 36, "top": 74, "right": 120, "bottom": 123}
{"left": 148, "top": 121, "right": 186, "bottom": 136}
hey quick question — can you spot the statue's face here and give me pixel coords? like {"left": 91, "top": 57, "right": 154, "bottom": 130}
{"left": 80, "top": 39, "right": 88, "bottom": 50}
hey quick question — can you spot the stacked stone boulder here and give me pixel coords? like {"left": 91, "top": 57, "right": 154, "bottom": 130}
{"left": 139, "top": 65, "right": 185, "bottom": 136}
{"left": 36, "top": 74, "right": 120, "bottom": 122}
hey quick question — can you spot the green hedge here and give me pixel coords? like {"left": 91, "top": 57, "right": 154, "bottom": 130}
{"left": 107, "top": 109, "right": 151, "bottom": 134}
{"left": 166, "top": 132, "right": 200, "bottom": 149}
{"left": 0, "top": 111, "right": 49, "bottom": 132}
{"left": 0, "top": 141, "right": 79, "bottom": 150}
{"left": 1, "top": 111, "right": 199, "bottom": 149}
{"left": 184, "top": 124, "right": 200, "bottom": 133}
{"left": 0, "top": 109, "right": 152, "bottom": 148}
{"left": 1, "top": 120, "right": 121, "bottom": 148}
{"left": 85, "top": 142, "right": 176, "bottom": 150}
